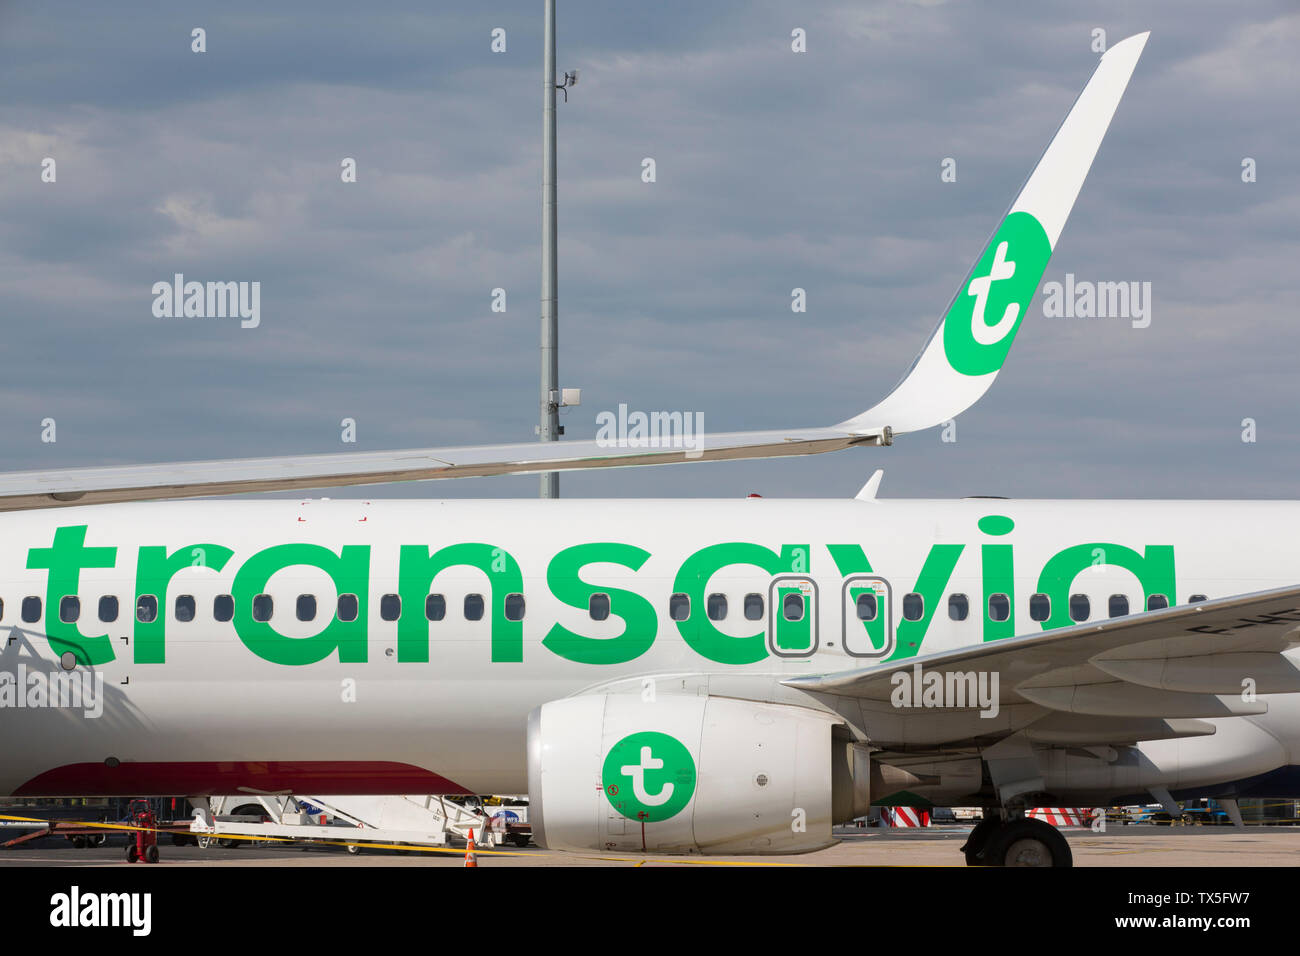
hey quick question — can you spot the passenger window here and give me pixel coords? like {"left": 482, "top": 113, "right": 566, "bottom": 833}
{"left": 22, "top": 596, "right": 42, "bottom": 623}
{"left": 213, "top": 594, "right": 234, "bottom": 622}
{"left": 1108, "top": 594, "right": 1129, "bottom": 618}
{"left": 0, "top": 597, "right": 4, "bottom": 621}
{"left": 589, "top": 593, "right": 611, "bottom": 621}
{"left": 99, "top": 595, "right": 119, "bottom": 623}
{"left": 902, "top": 592, "right": 923, "bottom": 622}
{"left": 175, "top": 594, "right": 196, "bottom": 623}
{"left": 60, "top": 596, "right": 80, "bottom": 624}
{"left": 1188, "top": 594, "right": 1207, "bottom": 604}
{"left": 297, "top": 594, "right": 317, "bottom": 622}
{"left": 1146, "top": 593, "right": 1169, "bottom": 611}
{"left": 707, "top": 593, "right": 727, "bottom": 621}
{"left": 136, "top": 595, "right": 158, "bottom": 624}
{"left": 337, "top": 593, "right": 359, "bottom": 623}
{"left": 252, "top": 594, "right": 273, "bottom": 623}
{"left": 424, "top": 594, "right": 445, "bottom": 622}
{"left": 1029, "top": 593, "right": 1051, "bottom": 622}
{"left": 988, "top": 593, "right": 1010, "bottom": 622}
{"left": 743, "top": 593, "right": 764, "bottom": 621}
{"left": 856, "top": 592, "right": 878, "bottom": 622}
{"left": 504, "top": 593, "right": 525, "bottom": 622}
{"left": 669, "top": 593, "right": 690, "bottom": 621}
{"left": 782, "top": 592, "right": 804, "bottom": 622}
{"left": 1069, "top": 593, "right": 1090, "bottom": 622}
{"left": 380, "top": 594, "right": 401, "bottom": 622}
{"left": 948, "top": 593, "right": 968, "bottom": 621}
{"left": 464, "top": 594, "right": 485, "bottom": 621}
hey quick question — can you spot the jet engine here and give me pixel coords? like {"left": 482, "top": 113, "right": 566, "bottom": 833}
{"left": 526, "top": 694, "right": 871, "bottom": 854}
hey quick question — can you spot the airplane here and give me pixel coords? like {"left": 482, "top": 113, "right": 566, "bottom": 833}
{"left": 3, "top": 30, "right": 1293, "bottom": 868}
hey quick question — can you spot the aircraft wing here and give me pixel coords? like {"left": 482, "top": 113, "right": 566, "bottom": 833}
{"left": 0, "top": 34, "right": 1149, "bottom": 511}
{"left": 0, "top": 426, "right": 887, "bottom": 511}
{"left": 783, "top": 584, "right": 1300, "bottom": 750}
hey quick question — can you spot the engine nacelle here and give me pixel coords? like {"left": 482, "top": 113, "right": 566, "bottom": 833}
{"left": 527, "top": 694, "right": 870, "bottom": 854}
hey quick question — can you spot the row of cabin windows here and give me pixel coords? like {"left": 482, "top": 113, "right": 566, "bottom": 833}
{"left": 0, "top": 591, "right": 797, "bottom": 626}
{"left": 679, "top": 592, "right": 806, "bottom": 623}
{"left": 3, "top": 593, "right": 514, "bottom": 625}
{"left": 852, "top": 591, "right": 1208, "bottom": 623}
{"left": 946, "top": 591, "right": 1205, "bottom": 623}
{"left": 0, "top": 590, "right": 1210, "bottom": 627}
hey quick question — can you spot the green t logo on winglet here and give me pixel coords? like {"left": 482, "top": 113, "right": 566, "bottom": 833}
{"left": 943, "top": 211, "right": 1051, "bottom": 376}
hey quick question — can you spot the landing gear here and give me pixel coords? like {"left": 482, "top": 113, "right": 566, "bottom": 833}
{"left": 960, "top": 817, "right": 1001, "bottom": 867}
{"left": 962, "top": 815, "right": 1072, "bottom": 867}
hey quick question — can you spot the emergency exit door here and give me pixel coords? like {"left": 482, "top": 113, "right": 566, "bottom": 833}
{"left": 841, "top": 575, "right": 894, "bottom": 659}
{"left": 768, "top": 575, "right": 818, "bottom": 657}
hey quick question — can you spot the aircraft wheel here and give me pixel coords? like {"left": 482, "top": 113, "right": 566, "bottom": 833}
{"left": 960, "top": 816, "right": 1000, "bottom": 866}
{"left": 983, "top": 818, "right": 1072, "bottom": 867}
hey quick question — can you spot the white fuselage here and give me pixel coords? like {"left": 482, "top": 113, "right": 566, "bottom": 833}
{"left": 2, "top": 497, "right": 1298, "bottom": 802}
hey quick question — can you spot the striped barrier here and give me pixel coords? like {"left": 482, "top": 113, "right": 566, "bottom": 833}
{"left": 882, "top": 807, "right": 930, "bottom": 828}
{"left": 1028, "top": 807, "right": 1088, "bottom": 827}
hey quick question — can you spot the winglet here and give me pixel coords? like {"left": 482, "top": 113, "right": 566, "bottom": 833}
{"left": 836, "top": 32, "right": 1149, "bottom": 437}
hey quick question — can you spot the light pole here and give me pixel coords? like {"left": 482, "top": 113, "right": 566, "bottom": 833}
{"left": 540, "top": 0, "right": 578, "bottom": 499}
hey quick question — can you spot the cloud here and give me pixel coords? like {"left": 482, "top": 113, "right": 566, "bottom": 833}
{"left": 0, "top": 0, "right": 1294, "bottom": 503}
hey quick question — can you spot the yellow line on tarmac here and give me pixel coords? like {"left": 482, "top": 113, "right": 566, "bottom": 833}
{"left": 0, "top": 813, "right": 530, "bottom": 857}
{"left": 0, "top": 813, "right": 802, "bottom": 863}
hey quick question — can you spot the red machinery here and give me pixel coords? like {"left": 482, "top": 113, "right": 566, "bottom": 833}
{"left": 125, "top": 799, "right": 160, "bottom": 864}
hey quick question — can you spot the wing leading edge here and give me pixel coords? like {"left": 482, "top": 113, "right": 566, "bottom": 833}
{"left": 0, "top": 426, "right": 885, "bottom": 512}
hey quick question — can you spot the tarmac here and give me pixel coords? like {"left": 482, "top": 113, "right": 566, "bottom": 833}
{"left": 2, "top": 824, "right": 1298, "bottom": 866}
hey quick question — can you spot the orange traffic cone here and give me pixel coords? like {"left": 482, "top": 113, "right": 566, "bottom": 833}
{"left": 464, "top": 828, "right": 478, "bottom": 867}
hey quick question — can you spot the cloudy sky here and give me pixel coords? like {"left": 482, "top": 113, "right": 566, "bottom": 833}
{"left": 0, "top": 0, "right": 1295, "bottom": 503}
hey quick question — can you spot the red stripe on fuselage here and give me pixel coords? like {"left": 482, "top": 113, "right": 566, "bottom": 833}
{"left": 13, "top": 761, "right": 469, "bottom": 797}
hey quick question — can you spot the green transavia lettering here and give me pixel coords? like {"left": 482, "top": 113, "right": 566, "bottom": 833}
{"left": 23, "top": 520, "right": 1175, "bottom": 668}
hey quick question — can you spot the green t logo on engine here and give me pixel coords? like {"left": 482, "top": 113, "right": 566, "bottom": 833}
{"left": 602, "top": 731, "right": 697, "bottom": 822}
